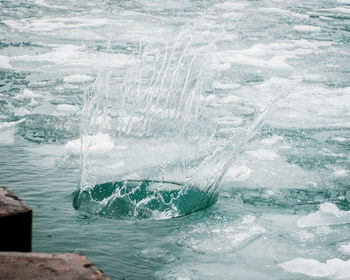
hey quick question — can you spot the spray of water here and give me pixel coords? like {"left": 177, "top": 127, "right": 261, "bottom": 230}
{"left": 74, "top": 77, "right": 299, "bottom": 220}
{"left": 73, "top": 8, "right": 301, "bottom": 220}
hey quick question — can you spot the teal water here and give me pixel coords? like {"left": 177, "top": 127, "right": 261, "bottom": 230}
{"left": 1, "top": 0, "right": 350, "bottom": 279}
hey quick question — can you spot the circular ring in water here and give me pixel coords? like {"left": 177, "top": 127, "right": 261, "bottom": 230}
{"left": 73, "top": 180, "right": 217, "bottom": 220}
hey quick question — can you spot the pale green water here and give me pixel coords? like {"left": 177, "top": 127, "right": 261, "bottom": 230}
{"left": 1, "top": 0, "right": 350, "bottom": 279}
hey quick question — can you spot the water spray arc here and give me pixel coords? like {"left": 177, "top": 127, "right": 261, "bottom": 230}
{"left": 73, "top": 8, "right": 301, "bottom": 220}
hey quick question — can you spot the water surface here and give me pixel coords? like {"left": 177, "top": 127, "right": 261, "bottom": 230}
{"left": 1, "top": 0, "right": 350, "bottom": 279}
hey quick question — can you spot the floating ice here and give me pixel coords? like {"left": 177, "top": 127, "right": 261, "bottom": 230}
{"left": 177, "top": 217, "right": 265, "bottom": 254}
{"left": 0, "top": 55, "right": 13, "bottom": 69}
{"left": 331, "top": 169, "right": 349, "bottom": 178}
{"left": 213, "top": 2, "right": 248, "bottom": 10}
{"left": 339, "top": 243, "right": 350, "bottom": 255}
{"left": 293, "top": 25, "right": 321, "bottom": 32}
{"left": 212, "top": 81, "right": 241, "bottom": 90}
{"left": 219, "top": 95, "right": 240, "bottom": 103}
{"left": 246, "top": 149, "right": 280, "bottom": 160}
{"left": 56, "top": 104, "right": 79, "bottom": 112}
{"left": 298, "top": 203, "right": 350, "bottom": 228}
{"left": 63, "top": 75, "right": 94, "bottom": 83}
{"left": 226, "top": 165, "right": 252, "bottom": 181}
{"left": 333, "top": 137, "right": 347, "bottom": 142}
{"left": 12, "top": 45, "right": 135, "bottom": 68}
{"left": 324, "top": 7, "right": 350, "bottom": 14}
{"left": 0, "top": 129, "right": 15, "bottom": 145}
{"left": 13, "top": 107, "right": 31, "bottom": 117}
{"left": 280, "top": 257, "right": 350, "bottom": 279}
{"left": 16, "top": 89, "right": 41, "bottom": 99}
{"left": 260, "top": 135, "right": 284, "bottom": 145}
{"left": 0, "top": 118, "right": 26, "bottom": 130}
{"left": 65, "top": 133, "right": 114, "bottom": 154}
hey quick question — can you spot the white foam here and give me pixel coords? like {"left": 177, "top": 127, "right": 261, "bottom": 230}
{"left": 339, "top": 243, "right": 350, "bottom": 255}
{"left": 219, "top": 95, "right": 240, "bottom": 103}
{"left": 63, "top": 74, "right": 94, "bottom": 83}
{"left": 216, "top": 116, "right": 243, "bottom": 126}
{"left": 65, "top": 133, "right": 114, "bottom": 154}
{"left": 331, "top": 169, "right": 349, "bottom": 178}
{"left": 242, "top": 215, "right": 256, "bottom": 224}
{"left": 259, "top": 7, "right": 308, "bottom": 18}
{"left": 213, "top": 2, "right": 248, "bottom": 10}
{"left": 181, "top": 221, "right": 265, "bottom": 254}
{"left": 298, "top": 203, "right": 350, "bottom": 228}
{"left": 293, "top": 25, "right": 321, "bottom": 32}
{"left": 261, "top": 135, "right": 284, "bottom": 145}
{"left": 13, "top": 107, "right": 31, "bottom": 117}
{"left": 225, "top": 54, "right": 293, "bottom": 70}
{"left": 33, "top": 0, "right": 64, "bottom": 9}
{"left": 0, "top": 55, "right": 13, "bottom": 69}
{"left": 324, "top": 7, "right": 350, "bottom": 14}
{"left": 221, "top": 11, "right": 242, "bottom": 20}
{"left": 333, "top": 137, "right": 347, "bottom": 142}
{"left": 246, "top": 149, "right": 280, "bottom": 160}
{"left": 21, "top": 89, "right": 41, "bottom": 98}
{"left": 212, "top": 81, "right": 240, "bottom": 90}
{"left": 226, "top": 165, "right": 252, "bottom": 181}
{"left": 9, "top": 17, "right": 109, "bottom": 32}
{"left": 28, "top": 99, "right": 39, "bottom": 107}
{"left": 0, "top": 129, "right": 15, "bottom": 145}
{"left": 280, "top": 257, "right": 350, "bottom": 279}
{"left": 109, "top": 161, "right": 125, "bottom": 169}
{"left": 0, "top": 118, "right": 26, "bottom": 130}
{"left": 3, "top": 19, "right": 23, "bottom": 30}
{"left": 56, "top": 104, "right": 79, "bottom": 112}
{"left": 12, "top": 45, "right": 135, "bottom": 68}
{"left": 115, "top": 145, "right": 128, "bottom": 150}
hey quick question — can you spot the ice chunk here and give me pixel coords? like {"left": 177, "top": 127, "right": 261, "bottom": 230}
{"left": 226, "top": 165, "right": 252, "bottom": 181}
{"left": 324, "top": 7, "right": 350, "bottom": 14}
{"left": 261, "top": 135, "right": 284, "bottom": 145}
{"left": 293, "top": 25, "right": 321, "bottom": 32}
{"left": 14, "top": 107, "right": 31, "bottom": 117}
{"left": 63, "top": 75, "right": 94, "bottom": 83}
{"left": 280, "top": 257, "right": 350, "bottom": 279}
{"left": 339, "top": 243, "right": 350, "bottom": 255}
{"left": 246, "top": 149, "right": 280, "bottom": 160}
{"left": 0, "top": 118, "right": 26, "bottom": 129}
{"left": 0, "top": 55, "right": 12, "bottom": 69}
{"left": 298, "top": 203, "right": 350, "bottom": 228}
{"left": 212, "top": 81, "right": 241, "bottom": 90}
{"left": 178, "top": 220, "right": 265, "bottom": 254}
{"left": 333, "top": 137, "right": 347, "bottom": 142}
{"left": 213, "top": 2, "right": 248, "bottom": 10}
{"left": 56, "top": 104, "right": 79, "bottom": 112}
{"left": 331, "top": 169, "right": 349, "bottom": 178}
{"left": 65, "top": 133, "right": 114, "bottom": 154}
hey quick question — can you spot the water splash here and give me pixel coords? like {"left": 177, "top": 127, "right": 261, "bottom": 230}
{"left": 73, "top": 180, "right": 216, "bottom": 220}
{"left": 73, "top": 14, "right": 300, "bottom": 220}
{"left": 73, "top": 83, "right": 296, "bottom": 220}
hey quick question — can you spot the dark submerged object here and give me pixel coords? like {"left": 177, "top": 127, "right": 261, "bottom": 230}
{"left": 73, "top": 180, "right": 218, "bottom": 220}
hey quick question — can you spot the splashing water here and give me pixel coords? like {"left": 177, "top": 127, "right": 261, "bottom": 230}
{"left": 71, "top": 2, "right": 305, "bottom": 220}
{"left": 73, "top": 180, "right": 216, "bottom": 220}
{"left": 73, "top": 70, "right": 299, "bottom": 219}
{"left": 2, "top": 0, "right": 350, "bottom": 278}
